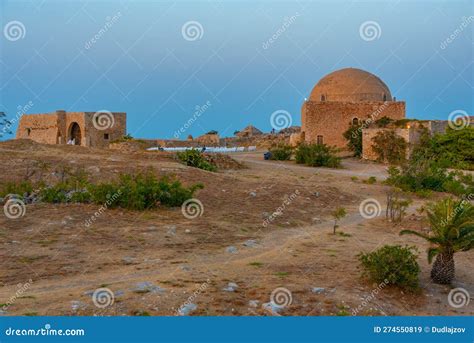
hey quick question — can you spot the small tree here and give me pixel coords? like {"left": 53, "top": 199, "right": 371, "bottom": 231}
{"left": 343, "top": 125, "right": 362, "bottom": 157}
{"left": 386, "top": 188, "right": 412, "bottom": 223}
{"left": 0, "top": 112, "right": 13, "bottom": 138}
{"left": 372, "top": 130, "right": 407, "bottom": 165}
{"left": 331, "top": 207, "right": 347, "bottom": 234}
{"left": 400, "top": 198, "right": 474, "bottom": 284}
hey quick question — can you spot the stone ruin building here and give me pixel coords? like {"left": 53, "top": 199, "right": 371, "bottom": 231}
{"left": 298, "top": 67, "right": 406, "bottom": 148}
{"left": 16, "top": 110, "right": 126, "bottom": 148}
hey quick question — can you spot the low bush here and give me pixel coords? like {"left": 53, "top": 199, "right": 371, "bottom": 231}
{"left": 88, "top": 172, "right": 203, "bottom": 210}
{"left": 358, "top": 245, "right": 420, "bottom": 290}
{"left": 295, "top": 143, "right": 341, "bottom": 168}
{"left": 39, "top": 184, "right": 69, "bottom": 203}
{"left": 176, "top": 149, "right": 217, "bottom": 172}
{"left": 268, "top": 144, "right": 293, "bottom": 161}
{"left": 0, "top": 181, "right": 33, "bottom": 197}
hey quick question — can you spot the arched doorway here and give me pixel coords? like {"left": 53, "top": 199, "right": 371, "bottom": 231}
{"left": 68, "top": 122, "right": 82, "bottom": 145}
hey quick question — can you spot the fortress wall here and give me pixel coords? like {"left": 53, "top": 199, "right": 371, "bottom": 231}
{"left": 302, "top": 101, "right": 405, "bottom": 148}
{"left": 16, "top": 113, "right": 60, "bottom": 144}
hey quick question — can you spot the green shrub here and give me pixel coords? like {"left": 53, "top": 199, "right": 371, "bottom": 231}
{"left": 371, "top": 130, "right": 407, "bottom": 165}
{"left": 364, "top": 176, "right": 377, "bottom": 184}
{"left": 343, "top": 125, "right": 362, "bottom": 157}
{"left": 176, "top": 149, "right": 217, "bottom": 172}
{"left": 269, "top": 144, "right": 292, "bottom": 160}
{"left": 295, "top": 144, "right": 341, "bottom": 168}
{"left": 358, "top": 245, "right": 420, "bottom": 290}
{"left": 39, "top": 184, "right": 69, "bottom": 203}
{"left": 0, "top": 181, "right": 33, "bottom": 197}
{"left": 88, "top": 172, "right": 203, "bottom": 210}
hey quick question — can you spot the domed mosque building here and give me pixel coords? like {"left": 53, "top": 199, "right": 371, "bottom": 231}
{"left": 299, "top": 68, "right": 406, "bottom": 148}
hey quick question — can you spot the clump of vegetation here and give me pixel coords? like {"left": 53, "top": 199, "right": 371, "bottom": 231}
{"left": 385, "top": 188, "right": 412, "bottom": 223}
{"left": 358, "top": 245, "right": 420, "bottom": 290}
{"left": 176, "top": 149, "right": 217, "bottom": 172}
{"left": 295, "top": 143, "right": 341, "bottom": 168}
{"left": 331, "top": 207, "right": 347, "bottom": 234}
{"left": 400, "top": 198, "right": 474, "bottom": 284}
{"left": 414, "top": 127, "right": 474, "bottom": 170}
{"left": 363, "top": 176, "right": 377, "bottom": 184}
{"left": 343, "top": 124, "right": 362, "bottom": 157}
{"left": 88, "top": 172, "right": 203, "bottom": 210}
{"left": 371, "top": 130, "right": 408, "bottom": 165}
{"left": 0, "top": 181, "right": 33, "bottom": 197}
{"left": 268, "top": 144, "right": 293, "bottom": 160}
{"left": 4, "top": 168, "right": 202, "bottom": 211}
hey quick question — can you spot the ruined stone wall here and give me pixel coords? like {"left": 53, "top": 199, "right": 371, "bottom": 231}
{"left": 83, "top": 112, "right": 126, "bottom": 148}
{"left": 16, "top": 111, "right": 126, "bottom": 148}
{"left": 302, "top": 101, "right": 405, "bottom": 148}
{"left": 16, "top": 113, "right": 60, "bottom": 144}
{"left": 362, "top": 127, "right": 422, "bottom": 161}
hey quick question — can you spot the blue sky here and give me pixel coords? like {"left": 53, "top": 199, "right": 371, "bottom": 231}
{"left": 1, "top": 0, "right": 472, "bottom": 139}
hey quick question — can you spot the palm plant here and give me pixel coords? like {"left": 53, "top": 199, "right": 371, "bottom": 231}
{"left": 400, "top": 197, "right": 474, "bottom": 284}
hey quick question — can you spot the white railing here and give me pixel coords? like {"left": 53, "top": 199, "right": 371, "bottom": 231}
{"left": 147, "top": 146, "right": 257, "bottom": 153}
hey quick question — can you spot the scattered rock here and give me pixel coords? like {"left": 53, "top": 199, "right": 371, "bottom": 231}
{"left": 312, "top": 217, "right": 322, "bottom": 224}
{"left": 314, "top": 192, "right": 320, "bottom": 197}
{"left": 249, "top": 191, "right": 257, "bottom": 197}
{"left": 262, "top": 302, "right": 282, "bottom": 315}
{"left": 222, "top": 282, "right": 238, "bottom": 292}
{"left": 226, "top": 246, "right": 238, "bottom": 254}
{"left": 166, "top": 226, "right": 177, "bottom": 236}
{"left": 132, "top": 282, "right": 165, "bottom": 294}
{"left": 178, "top": 303, "right": 197, "bottom": 316}
{"left": 122, "top": 256, "right": 136, "bottom": 265}
{"left": 249, "top": 300, "right": 259, "bottom": 308}
{"left": 185, "top": 229, "right": 191, "bottom": 234}
{"left": 243, "top": 239, "right": 258, "bottom": 248}
{"left": 311, "top": 287, "right": 325, "bottom": 294}
{"left": 71, "top": 300, "right": 87, "bottom": 311}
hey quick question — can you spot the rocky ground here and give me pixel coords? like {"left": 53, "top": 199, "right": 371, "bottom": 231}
{"left": 0, "top": 140, "right": 472, "bottom": 316}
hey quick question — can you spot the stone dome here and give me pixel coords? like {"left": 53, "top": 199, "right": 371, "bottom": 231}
{"left": 309, "top": 68, "right": 392, "bottom": 102}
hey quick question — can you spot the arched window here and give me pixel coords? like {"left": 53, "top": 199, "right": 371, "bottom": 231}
{"left": 352, "top": 118, "right": 359, "bottom": 126}
{"left": 320, "top": 95, "right": 326, "bottom": 102}
{"left": 383, "top": 93, "right": 387, "bottom": 101}
{"left": 317, "top": 135, "right": 323, "bottom": 145}
{"left": 26, "top": 128, "right": 31, "bottom": 136}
